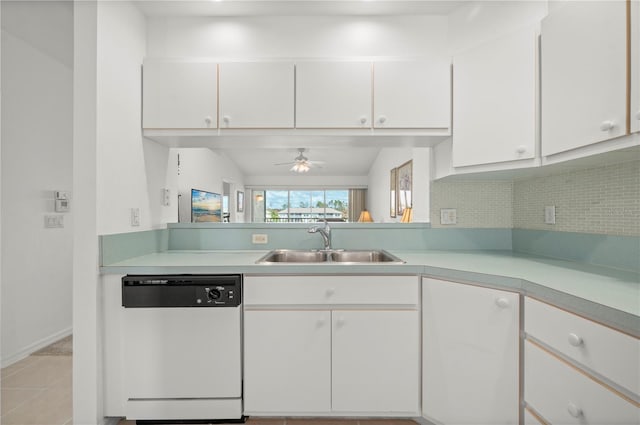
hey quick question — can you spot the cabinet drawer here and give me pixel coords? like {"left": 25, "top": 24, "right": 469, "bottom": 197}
{"left": 525, "top": 297, "right": 639, "bottom": 395}
{"left": 244, "top": 275, "right": 418, "bottom": 306}
{"left": 525, "top": 341, "right": 639, "bottom": 425}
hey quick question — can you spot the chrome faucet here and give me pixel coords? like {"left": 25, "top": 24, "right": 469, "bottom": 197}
{"left": 308, "top": 220, "right": 332, "bottom": 250}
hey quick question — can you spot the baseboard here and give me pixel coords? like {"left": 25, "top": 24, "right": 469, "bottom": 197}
{"left": 1, "top": 326, "right": 72, "bottom": 368}
{"left": 414, "top": 416, "right": 441, "bottom": 425}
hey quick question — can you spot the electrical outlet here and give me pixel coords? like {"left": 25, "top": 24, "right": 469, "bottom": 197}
{"left": 544, "top": 206, "right": 556, "bottom": 224}
{"left": 252, "top": 234, "right": 268, "bottom": 244}
{"left": 440, "top": 208, "right": 457, "bottom": 225}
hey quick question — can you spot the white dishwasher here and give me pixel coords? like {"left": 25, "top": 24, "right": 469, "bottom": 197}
{"left": 122, "top": 274, "right": 243, "bottom": 422}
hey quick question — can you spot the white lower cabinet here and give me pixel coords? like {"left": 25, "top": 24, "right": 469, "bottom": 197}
{"left": 331, "top": 310, "right": 420, "bottom": 413}
{"left": 525, "top": 297, "right": 640, "bottom": 396}
{"left": 422, "top": 277, "right": 520, "bottom": 425}
{"left": 525, "top": 340, "right": 640, "bottom": 425}
{"left": 524, "top": 407, "right": 545, "bottom": 425}
{"left": 243, "top": 310, "right": 331, "bottom": 413}
{"left": 243, "top": 275, "right": 420, "bottom": 416}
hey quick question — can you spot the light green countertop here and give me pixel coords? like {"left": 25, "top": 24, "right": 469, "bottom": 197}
{"left": 101, "top": 249, "right": 640, "bottom": 336}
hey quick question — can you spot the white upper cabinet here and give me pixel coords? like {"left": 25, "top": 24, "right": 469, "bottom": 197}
{"left": 632, "top": 0, "right": 640, "bottom": 134}
{"left": 452, "top": 26, "right": 537, "bottom": 168}
{"left": 295, "top": 61, "right": 372, "bottom": 128}
{"left": 218, "top": 62, "right": 294, "bottom": 129}
{"left": 142, "top": 61, "right": 217, "bottom": 129}
{"left": 373, "top": 60, "right": 451, "bottom": 129}
{"left": 541, "top": 1, "right": 627, "bottom": 156}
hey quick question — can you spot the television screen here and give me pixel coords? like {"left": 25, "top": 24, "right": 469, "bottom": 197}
{"left": 191, "top": 189, "right": 222, "bottom": 223}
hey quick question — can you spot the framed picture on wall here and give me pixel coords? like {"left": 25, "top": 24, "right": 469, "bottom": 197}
{"left": 237, "top": 191, "right": 244, "bottom": 213}
{"left": 396, "top": 160, "right": 412, "bottom": 216}
{"left": 390, "top": 168, "right": 397, "bottom": 218}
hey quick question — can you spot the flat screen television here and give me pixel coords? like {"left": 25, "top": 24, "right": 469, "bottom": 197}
{"left": 191, "top": 189, "right": 222, "bottom": 223}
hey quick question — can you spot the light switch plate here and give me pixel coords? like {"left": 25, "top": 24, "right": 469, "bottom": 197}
{"left": 131, "top": 208, "right": 140, "bottom": 226}
{"left": 440, "top": 208, "right": 457, "bottom": 225}
{"left": 544, "top": 206, "right": 556, "bottom": 224}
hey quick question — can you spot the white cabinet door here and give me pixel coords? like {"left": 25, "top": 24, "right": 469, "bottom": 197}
{"left": 422, "top": 278, "right": 520, "bottom": 425}
{"left": 142, "top": 61, "right": 217, "bottom": 129}
{"left": 541, "top": 1, "right": 627, "bottom": 156}
{"left": 331, "top": 310, "right": 420, "bottom": 414}
{"left": 243, "top": 310, "right": 331, "bottom": 414}
{"left": 525, "top": 341, "right": 640, "bottom": 425}
{"left": 525, "top": 297, "right": 640, "bottom": 396}
{"left": 218, "top": 62, "right": 294, "bottom": 129}
{"left": 296, "top": 61, "right": 372, "bottom": 128}
{"left": 524, "top": 407, "right": 546, "bottom": 425}
{"left": 452, "top": 26, "right": 537, "bottom": 167}
{"left": 631, "top": 0, "right": 640, "bottom": 134}
{"left": 373, "top": 60, "right": 451, "bottom": 129}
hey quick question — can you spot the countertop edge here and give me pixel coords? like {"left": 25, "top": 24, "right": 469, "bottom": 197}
{"left": 100, "top": 261, "right": 640, "bottom": 338}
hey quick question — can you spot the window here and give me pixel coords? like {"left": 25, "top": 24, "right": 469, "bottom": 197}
{"left": 250, "top": 189, "right": 352, "bottom": 223}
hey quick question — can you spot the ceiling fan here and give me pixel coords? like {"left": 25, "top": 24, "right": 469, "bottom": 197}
{"left": 274, "top": 148, "right": 325, "bottom": 173}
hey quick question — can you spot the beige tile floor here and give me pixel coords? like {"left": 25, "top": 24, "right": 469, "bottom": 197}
{"left": 119, "top": 419, "right": 418, "bottom": 425}
{"left": 3, "top": 356, "right": 417, "bottom": 425}
{"left": 1, "top": 355, "right": 72, "bottom": 425}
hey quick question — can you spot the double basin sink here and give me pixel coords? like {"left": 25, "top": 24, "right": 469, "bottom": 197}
{"left": 256, "top": 249, "right": 405, "bottom": 264}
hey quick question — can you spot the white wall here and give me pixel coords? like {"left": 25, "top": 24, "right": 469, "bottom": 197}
{"left": 447, "top": 1, "right": 548, "bottom": 54}
{"left": 175, "top": 148, "right": 246, "bottom": 223}
{"left": 1, "top": 1, "right": 73, "bottom": 366}
{"left": 73, "top": 1, "right": 99, "bottom": 423}
{"left": 367, "top": 147, "right": 431, "bottom": 223}
{"left": 146, "top": 15, "right": 448, "bottom": 59}
{"left": 96, "top": 1, "right": 176, "bottom": 235}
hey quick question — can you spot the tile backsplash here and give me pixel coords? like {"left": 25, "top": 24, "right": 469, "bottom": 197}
{"left": 432, "top": 160, "right": 639, "bottom": 238}
{"left": 430, "top": 181, "right": 514, "bottom": 228}
{"left": 513, "top": 160, "right": 640, "bottom": 237}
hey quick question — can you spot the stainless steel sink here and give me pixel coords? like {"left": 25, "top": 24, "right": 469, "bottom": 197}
{"left": 257, "top": 250, "right": 328, "bottom": 263}
{"left": 255, "top": 249, "right": 404, "bottom": 264}
{"left": 329, "top": 250, "right": 403, "bottom": 263}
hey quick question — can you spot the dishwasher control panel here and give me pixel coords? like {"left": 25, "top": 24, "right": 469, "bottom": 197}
{"left": 122, "top": 274, "right": 242, "bottom": 308}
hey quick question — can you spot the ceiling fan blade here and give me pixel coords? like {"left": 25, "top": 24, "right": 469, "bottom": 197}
{"left": 274, "top": 161, "right": 296, "bottom": 166}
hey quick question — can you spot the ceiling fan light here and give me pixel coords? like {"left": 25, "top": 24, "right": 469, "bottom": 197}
{"left": 290, "top": 162, "right": 310, "bottom": 173}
